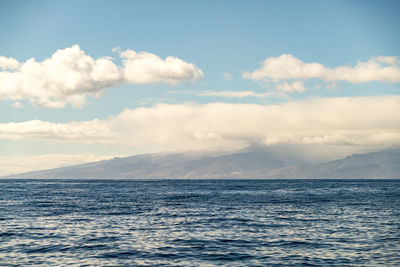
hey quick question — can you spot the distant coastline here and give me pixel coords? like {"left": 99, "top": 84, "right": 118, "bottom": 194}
{"left": 3, "top": 148, "right": 399, "bottom": 180}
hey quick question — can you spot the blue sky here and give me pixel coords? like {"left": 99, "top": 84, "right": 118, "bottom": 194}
{"left": 0, "top": 0, "right": 399, "bottom": 175}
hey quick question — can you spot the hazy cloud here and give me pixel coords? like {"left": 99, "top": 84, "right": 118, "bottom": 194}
{"left": 169, "top": 90, "right": 281, "bottom": 98}
{"left": 275, "top": 81, "right": 306, "bottom": 93}
{"left": 0, "top": 119, "right": 113, "bottom": 143}
{"left": 1, "top": 96, "right": 399, "bottom": 152}
{"left": 198, "top": 90, "right": 277, "bottom": 98}
{"left": 11, "top": 102, "right": 22, "bottom": 108}
{"left": 223, "top": 72, "right": 232, "bottom": 80}
{"left": 0, "top": 45, "right": 203, "bottom": 108}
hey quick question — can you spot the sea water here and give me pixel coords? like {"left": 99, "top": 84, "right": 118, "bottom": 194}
{"left": 0, "top": 179, "right": 399, "bottom": 266}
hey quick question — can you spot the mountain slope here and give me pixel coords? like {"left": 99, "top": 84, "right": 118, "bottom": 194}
{"left": 2, "top": 149, "right": 399, "bottom": 179}
{"left": 284, "top": 149, "right": 400, "bottom": 179}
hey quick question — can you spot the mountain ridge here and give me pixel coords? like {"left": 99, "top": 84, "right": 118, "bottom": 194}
{"left": 2, "top": 148, "right": 399, "bottom": 179}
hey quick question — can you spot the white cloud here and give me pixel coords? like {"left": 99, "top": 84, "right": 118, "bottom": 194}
{"left": 111, "top": 46, "right": 122, "bottom": 53}
{"left": 243, "top": 54, "right": 400, "bottom": 86}
{"left": 223, "top": 72, "right": 232, "bottom": 80}
{"left": 121, "top": 50, "right": 203, "bottom": 85}
{"left": 11, "top": 102, "right": 22, "bottom": 108}
{"left": 275, "top": 81, "right": 306, "bottom": 92}
{"left": 1, "top": 96, "right": 399, "bottom": 152}
{"left": 0, "top": 119, "right": 113, "bottom": 143}
{"left": 0, "top": 56, "right": 20, "bottom": 70}
{"left": 168, "top": 90, "right": 284, "bottom": 98}
{"left": 0, "top": 45, "right": 203, "bottom": 108}
{"left": 0, "top": 45, "right": 121, "bottom": 108}
{"left": 198, "top": 90, "right": 275, "bottom": 98}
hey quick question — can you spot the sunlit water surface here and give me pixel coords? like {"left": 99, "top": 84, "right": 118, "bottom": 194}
{"left": 0, "top": 179, "right": 399, "bottom": 266}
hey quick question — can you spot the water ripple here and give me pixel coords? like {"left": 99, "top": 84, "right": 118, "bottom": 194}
{"left": 0, "top": 179, "right": 399, "bottom": 266}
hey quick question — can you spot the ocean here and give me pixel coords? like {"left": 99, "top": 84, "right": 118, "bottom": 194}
{"left": 0, "top": 179, "right": 399, "bottom": 266}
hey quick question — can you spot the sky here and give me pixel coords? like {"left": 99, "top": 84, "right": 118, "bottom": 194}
{"left": 0, "top": 0, "right": 400, "bottom": 175}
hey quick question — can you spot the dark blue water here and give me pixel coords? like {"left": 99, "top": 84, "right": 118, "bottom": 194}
{"left": 0, "top": 179, "right": 399, "bottom": 266}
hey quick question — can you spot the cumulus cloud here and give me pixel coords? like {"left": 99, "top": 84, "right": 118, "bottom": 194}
{"left": 0, "top": 45, "right": 203, "bottom": 108}
{"left": 0, "top": 56, "right": 20, "bottom": 70}
{"left": 1, "top": 96, "right": 399, "bottom": 152}
{"left": 243, "top": 54, "right": 400, "bottom": 93}
{"left": 121, "top": 50, "right": 203, "bottom": 85}
{"left": 0, "top": 45, "right": 121, "bottom": 108}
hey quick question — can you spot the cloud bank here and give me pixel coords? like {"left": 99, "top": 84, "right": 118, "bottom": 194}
{"left": 0, "top": 45, "right": 203, "bottom": 108}
{"left": 0, "top": 119, "right": 113, "bottom": 143}
{"left": 1, "top": 96, "right": 399, "bottom": 152}
{"left": 243, "top": 54, "right": 400, "bottom": 94}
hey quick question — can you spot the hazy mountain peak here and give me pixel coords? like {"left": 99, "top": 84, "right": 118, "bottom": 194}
{"left": 2, "top": 148, "right": 399, "bottom": 179}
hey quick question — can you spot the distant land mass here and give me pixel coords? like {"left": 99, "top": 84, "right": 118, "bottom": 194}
{"left": 2, "top": 148, "right": 400, "bottom": 179}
